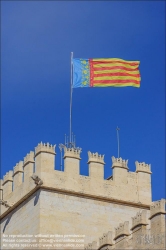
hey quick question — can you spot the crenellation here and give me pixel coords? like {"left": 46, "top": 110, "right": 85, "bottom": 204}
{"left": 131, "top": 210, "right": 147, "bottom": 230}
{"left": 3, "top": 170, "right": 13, "bottom": 184}
{"left": 0, "top": 141, "right": 154, "bottom": 221}
{"left": 88, "top": 151, "right": 105, "bottom": 179}
{"left": 88, "top": 151, "right": 105, "bottom": 164}
{"left": 13, "top": 161, "right": 23, "bottom": 176}
{"left": 64, "top": 146, "right": 81, "bottom": 159}
{"left": 99, "top": 231, "right": 113, "bottom": 247}
{"left": 35, "top": 142, "right": 56, "bottom": 156}
{"left": 24, "top": 151, "right": 35, "bottom": 166}
{"left": 136, "top": 161, "right": 152, "bottom": 204}
{"left": 150, "top": 199, "right": 166, "bottom": 247}
{"left": 35, "top": 142, "right": 56, "bottom": 175}
{"left": 64, "top": 147, "right": 81, "bottom": 175}
{"left": 2, "top": 171, "right": 13, "bottom": 199}
{"left": 135, "top": 161, "right": 152, "bottom": 174}
{"left": 112, "top": 157, "right": 128, "bottom": 184}
{"left": 84, "top": 200, "right": 166, "bottom": 250}
{"left": 12, "top": 161, "right": 24, "bottom": 190}
{"left": 150, "top": 199, "right": 166, "bottom": 219}
{"left": 114, "top": 221, "right": 130, "bottom": 240}
{"left": 112, "top": 156, "right": 128, "bottom": 169}
{"left": 23, "top": 151, "right": 35, "bottom": 182}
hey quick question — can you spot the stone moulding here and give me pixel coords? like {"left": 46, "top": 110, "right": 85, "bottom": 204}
{"left": 149, "top": 199, "right": 166, "bottom": 219}
{"left": 12, "top": 161, "right": 23, "bottom": 177}
{"left": 3, "top": 171, "right": 13, "bottom": 185}
{"left": 63, "top": 147, "right": 81, "bottom": 160}
{"left": 131, "top": 210, "right": 147, "bottom": 230}
{"left": 0, "top": 185, "right": 150, "bottom": 221}
{"left": 135, "top": 161, "right": 152, "bottom": 174}
{"left": 87, "top": 151, "right": 105, "bottom": 165}
{"left": 23, "top": 151, "right": 35, "bottom": 167}
{"left": 35, "top": 142, "right": 56, "bottom": 156}
{"left": 111, "top": 156, "right": 128, "bottom": 170}
{"left": 114, "top": 221, "right": 130, "bottom": 240}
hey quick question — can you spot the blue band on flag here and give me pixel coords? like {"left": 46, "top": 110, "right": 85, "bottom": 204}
{"left": 72, "top": 59, "right": 90, "bottom": 88}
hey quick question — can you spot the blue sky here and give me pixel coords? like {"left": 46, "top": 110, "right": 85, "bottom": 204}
{"left": 1, "top": 1, "right": 165, "bottom": 201}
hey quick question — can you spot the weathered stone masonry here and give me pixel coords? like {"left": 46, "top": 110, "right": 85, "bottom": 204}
{"left": 0, "top": 142, "right": 165, "bottom": 249}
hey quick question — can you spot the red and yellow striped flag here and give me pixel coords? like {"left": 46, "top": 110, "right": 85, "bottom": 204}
{"left": 72, "top": 58, "right": 141, "bottom": 88}
{"left": 90, "top": 58, "right": 140, "bottom": 87}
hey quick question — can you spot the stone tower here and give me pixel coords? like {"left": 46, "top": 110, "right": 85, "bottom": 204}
{"left": 0, "top": 142, "right": 165, "bottom": 249}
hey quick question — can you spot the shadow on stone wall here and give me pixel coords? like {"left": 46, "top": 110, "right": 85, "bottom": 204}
{"left": 3, "top": 214, "right": 12, "bottom": 233}
{"left": 34, "top": 190, "right": 40, "bottom": 206}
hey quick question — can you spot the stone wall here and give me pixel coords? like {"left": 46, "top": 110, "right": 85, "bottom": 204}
{"left": 39, "top": 190, "right": 147, "bottom": 245}
{"left": 1, "top": 191, "right": 40, "bottom": 249}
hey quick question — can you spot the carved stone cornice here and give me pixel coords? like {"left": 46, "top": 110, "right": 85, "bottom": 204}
{"left": 0, "top": 185, "right": 150, "bottom": 220}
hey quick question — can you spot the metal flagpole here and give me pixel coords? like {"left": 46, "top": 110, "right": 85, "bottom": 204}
{"left": 70, "top": 52, "right": 73, "bottom": 146}
{"left": 116, "top": 126, "right": 120, "bottom": 158}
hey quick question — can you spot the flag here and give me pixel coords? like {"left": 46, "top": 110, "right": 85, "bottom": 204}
{"left": 72, "top": 58, "right": 141, "bottom": 88}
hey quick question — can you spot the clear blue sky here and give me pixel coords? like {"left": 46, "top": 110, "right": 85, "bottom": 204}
{"left": 1, "top": 1, "right": 165, "bottom": 201}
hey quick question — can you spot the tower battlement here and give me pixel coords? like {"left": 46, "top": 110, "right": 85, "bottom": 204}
{"left": 3, "top": 170, "right": 13, "bottom": 184}
{"left": 88, "top": 151, "right": 105, "bottom": 164}
{"left": 131, "top": 210, "right": 147, "bottom": 230}
{"left": 99, "top": 231, "right": 113, "bottom": 247}
{"left": 150, "top": 199, "right": 166, "bottom": 218}
{"left": 112, "top": 156, "right": 128, "bottom": 169}
{"left": 85, "top": 200, "right": 166, "bottom": 249}
{"left": 13, "top": 161, "right": 23, "bottom": 176}
{"left": 135, "top": 161, "right": 151, "bottom": 174}
{"left": 0, "top": 142, "right": 152, "bottom": 217}
{"left": 114, "top": 221, "right": 130, "bottom": 240}
{"left": 35, "top": 142, "right": 56, "bottom": 156}
{"left": 64, "top": 147, "right": 81, "bottom": 159}
{"left": 23, "top": 151, "right": 35, "bottom": 166}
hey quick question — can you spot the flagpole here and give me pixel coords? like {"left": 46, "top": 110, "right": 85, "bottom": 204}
{"left": 116, "top": 126, "right": 120, "bottom": 158}
{"left": 70, "top": 52, "right": 73, "bottom": 146}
